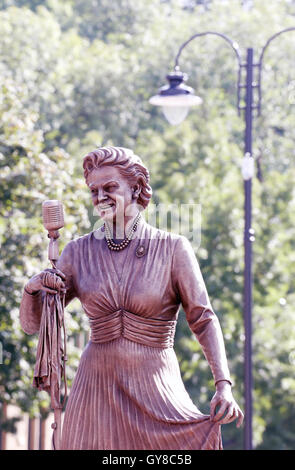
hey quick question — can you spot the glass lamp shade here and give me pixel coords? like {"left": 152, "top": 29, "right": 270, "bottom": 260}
{"left": 149, "top": 93, "right": 202, "bottom": 125}
{"left": 162, "top": 106, "right": 189, "bottom": 126}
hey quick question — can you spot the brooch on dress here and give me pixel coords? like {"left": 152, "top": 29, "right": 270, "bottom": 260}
{"left": 136, "top": 245, "right": 146, "bottom": 258}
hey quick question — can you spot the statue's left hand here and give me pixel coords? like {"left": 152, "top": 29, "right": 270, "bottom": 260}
{"left": 210, "top": 381, "right": 244, "bottom": 427}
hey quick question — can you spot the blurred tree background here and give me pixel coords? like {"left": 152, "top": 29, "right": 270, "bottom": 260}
{"left": 0, "top": 0, "right": 295, "bottom": 450}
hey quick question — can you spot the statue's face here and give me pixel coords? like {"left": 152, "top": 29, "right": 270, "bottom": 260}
{"left": 86, "top": 166, "right": 138, "bottom": 223}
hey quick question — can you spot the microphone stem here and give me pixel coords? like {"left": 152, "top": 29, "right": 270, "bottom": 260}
{"left": 50, "top": 260, "right": 57, "bottom": 270}
{"left": 48, "top": 233, "right": 60, "bottom": 262}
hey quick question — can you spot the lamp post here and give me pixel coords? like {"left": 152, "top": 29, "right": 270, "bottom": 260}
{"left": 149, "top": 28, "right": 295, "bottom": 450}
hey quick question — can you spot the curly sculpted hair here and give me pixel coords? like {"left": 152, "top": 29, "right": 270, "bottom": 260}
{"left": 83, "top": 146, "right": 153, "bottom": 209}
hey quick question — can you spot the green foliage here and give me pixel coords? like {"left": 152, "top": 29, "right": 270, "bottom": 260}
{"left": 0, "top": 0, "right": 295, "bottom": 449}
{"left": 0, "top": 69, "right": 90, "bottom": 416}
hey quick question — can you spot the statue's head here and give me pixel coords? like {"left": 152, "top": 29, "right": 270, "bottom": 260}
{"left": 83, "top": 146, "right": 152, "bottom": 221}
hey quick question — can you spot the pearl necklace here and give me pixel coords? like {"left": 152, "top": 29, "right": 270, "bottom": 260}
{"left": 104, "top": 212, "right": 141, "bottom": 251}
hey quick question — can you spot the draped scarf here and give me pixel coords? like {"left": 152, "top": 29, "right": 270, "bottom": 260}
{"left": 32, "top": 271, "right": 67, "bottom": 449}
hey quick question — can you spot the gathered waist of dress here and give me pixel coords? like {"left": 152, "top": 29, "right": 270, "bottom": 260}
{"left": 88, "top": 309, "right": 177, "bottom": 349}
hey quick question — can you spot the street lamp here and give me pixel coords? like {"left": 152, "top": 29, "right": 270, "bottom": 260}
{"left": 149, "top": 70, "right": 202, "bottom": 125}
{"left": 150, "top": 28, "right": 295, "bottom": 450}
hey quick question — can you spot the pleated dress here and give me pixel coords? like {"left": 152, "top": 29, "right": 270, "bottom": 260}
{"left": 52, "top": 217, "right": 231, "bottom": 450}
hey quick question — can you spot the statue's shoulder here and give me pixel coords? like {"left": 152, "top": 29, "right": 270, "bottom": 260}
{"left": 143, "top": 221, "right": 182, "bottom": 245}
{"left": 65, "top": 228, "right": 103, "bottom": 250}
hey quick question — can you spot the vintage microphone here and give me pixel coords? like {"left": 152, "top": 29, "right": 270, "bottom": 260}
{"left": 34, "top": 200, "right": 67, "bottom": 450}
{"left": 42, "top": 200, "right": 65, "bottom": 266}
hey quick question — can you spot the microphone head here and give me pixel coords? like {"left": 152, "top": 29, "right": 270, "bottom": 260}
{"left": 42, "top": 200, "right": 64, "bottom": 231}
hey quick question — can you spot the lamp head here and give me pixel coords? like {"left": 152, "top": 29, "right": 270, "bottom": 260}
{"left": 149, "top": 68, "right": 202, "bottom": 125}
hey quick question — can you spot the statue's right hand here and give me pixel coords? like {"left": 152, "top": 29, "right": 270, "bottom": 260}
{"left": 25, "top": 268, "right": 66, "bottom": 295}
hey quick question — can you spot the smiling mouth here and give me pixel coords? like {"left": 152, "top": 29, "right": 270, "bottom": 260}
{"left": 98, "top": 203, "right": 115, "bottom": 210}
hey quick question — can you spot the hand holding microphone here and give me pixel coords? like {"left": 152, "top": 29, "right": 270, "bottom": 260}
{"left": 25, "top": 200, "right": 66, "bottom": 295}
{"left": 25, "top": 269, "right": 66, "bottom": 295}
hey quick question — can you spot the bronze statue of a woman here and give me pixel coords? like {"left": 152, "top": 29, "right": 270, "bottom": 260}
{"left": 20, "top": 146, "right": 243, "bottom": 450}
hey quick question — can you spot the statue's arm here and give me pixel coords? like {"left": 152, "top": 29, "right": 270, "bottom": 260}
{"left": 172, "top": 236, "right": 232, "bottom": 386}
{"left": 19, "top": 288, "right": 44, "bottom": 335}
{"left": 19, "top": 241, "right": 77, "bottom": 335}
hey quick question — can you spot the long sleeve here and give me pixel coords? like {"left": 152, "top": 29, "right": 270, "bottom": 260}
{"left": 19, "top": 289, "right": 44, "bottom": 335}
{"left": 19, "top": 241, "right": 77, "bottom": 335}
{"left": 172, "top": 235, "right": 232, "bottom": 385}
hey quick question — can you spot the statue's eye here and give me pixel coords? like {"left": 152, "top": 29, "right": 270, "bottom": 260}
{"left": 105, "top": 184, "right": 117, "bottom": 191}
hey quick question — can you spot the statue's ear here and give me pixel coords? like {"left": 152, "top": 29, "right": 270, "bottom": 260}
{"left": 132, "top": 184, "right": 141, "bottom": 199}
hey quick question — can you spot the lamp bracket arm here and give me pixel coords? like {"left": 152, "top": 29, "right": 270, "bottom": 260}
{"left": 256, "top": 27, "right": 295, "bottom": 117}
{"left": 174, "top": 32, "right": 242, "bottom": 115}
{"left": 174, "top": 31, "right": 242, "bottom": 70}
{"left": 258, "top": 27, "right": 295, "bottom": 68}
